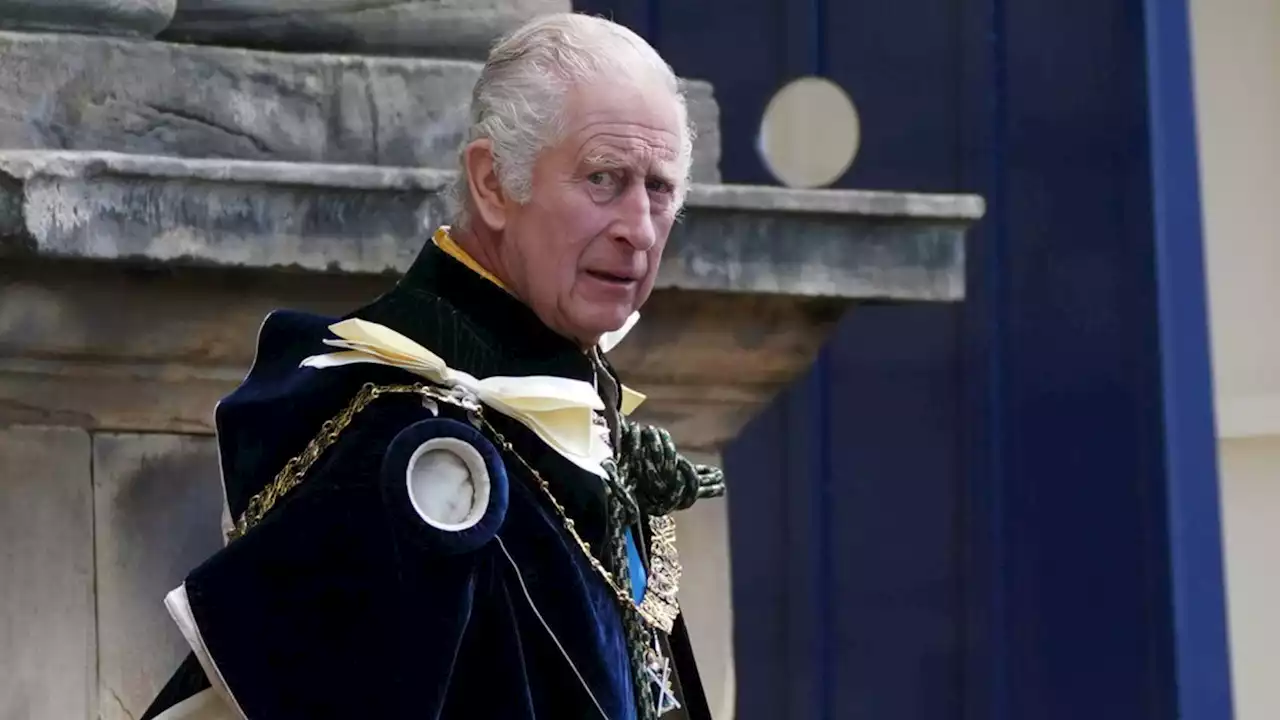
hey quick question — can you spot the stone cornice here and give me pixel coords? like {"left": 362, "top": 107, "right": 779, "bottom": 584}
{"left": 0, "top": 151, "right": 979, "bottom": 301}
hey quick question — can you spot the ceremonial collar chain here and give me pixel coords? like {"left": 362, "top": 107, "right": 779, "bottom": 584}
{"left": 228, "top": 380, "right": 683, "bottom": 635}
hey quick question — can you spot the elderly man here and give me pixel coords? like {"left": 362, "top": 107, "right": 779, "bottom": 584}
{"left": 141, "top": 12, "right": 723, "bottom": 720}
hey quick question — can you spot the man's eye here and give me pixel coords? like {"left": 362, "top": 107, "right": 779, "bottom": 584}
{"left": 646, "top": 178, "right": 674, "bottom": 195}
{"left": 587, "top": 171, "right": 612, "bottom": 185}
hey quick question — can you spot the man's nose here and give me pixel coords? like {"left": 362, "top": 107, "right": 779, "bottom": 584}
{"left": 612, "top": 184, "right": 657, "bottom": 251}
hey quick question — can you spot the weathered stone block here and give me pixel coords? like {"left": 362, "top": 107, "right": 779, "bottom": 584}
{"left": 0, "top": 0, "right": 175, "bottom": 38}
{"left": 0, "top": 260, "right": 380, "bottom": 369}
{"left": 0, "top": 358, "right": 240, "bottom": 434}
{"left": 0, "top": 151, "right": 975, "bottom": 300}
{"left": 93, "top": 433, "right": 225, "bottom": 720}
{"left": 0, "top": 425, "right": 95, "bottom": 720}
{"left": 0, "top": 31, "right": 722, "bottom": 182}
{"left": 163, "top": 0, "right": 569, "bottom": 59}
{"left": 675, "top": 184, "right": 972, "bottom": 300}
{"left": 0, "top": 263, "right": 844, "bottom": 453}
{"left": 0, "top": 152, "right": 444, "bottom": 276}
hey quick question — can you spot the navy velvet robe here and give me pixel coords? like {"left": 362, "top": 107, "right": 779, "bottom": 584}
{"left": 142, "top": 243, "right": 711, "bottom": 720}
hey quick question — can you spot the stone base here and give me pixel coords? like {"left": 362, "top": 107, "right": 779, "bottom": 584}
{"left": 0, "top": 0, "right": 174, "bottom": 38}
{"left": 162, "top": 0, "right": 568, "bottom": 60}
{"left": 0, "top": 31, "right": 722, "bottom": 181}
{"left": 0, "top": 426, "right": 94, "bottom": 720}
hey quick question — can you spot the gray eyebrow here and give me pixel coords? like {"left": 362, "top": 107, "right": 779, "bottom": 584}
{"left": 582, "top": 150, "right": 678, "bottom": 183}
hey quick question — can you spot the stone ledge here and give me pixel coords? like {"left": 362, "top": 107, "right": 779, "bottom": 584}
{"left": 0, "top": 0, "right": 174, "bottom": 38}
{"left": 0, "top": 151, "right": 978, "bottom": 301}
{"left": 0, "top": 30, "right": 721, "bottom": 183}
{"left": 688, "top": 183, "right": 985, "bottom": 220}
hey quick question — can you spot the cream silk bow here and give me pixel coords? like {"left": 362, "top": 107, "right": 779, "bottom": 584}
{"left": 301, "top": 318, "right": 631, "bottom": 479}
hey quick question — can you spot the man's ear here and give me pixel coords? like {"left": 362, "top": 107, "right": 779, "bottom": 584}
{"left": 462, "top": 139, "right": 508, "bottom": 232}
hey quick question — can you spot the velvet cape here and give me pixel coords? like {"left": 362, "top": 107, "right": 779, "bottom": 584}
{"left": 142, "top": 242, "right": 712, "bottom": 720}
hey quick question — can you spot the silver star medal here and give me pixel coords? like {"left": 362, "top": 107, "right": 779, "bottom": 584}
{"left": 646, "top": 634, "right": 681, "bottom": 716}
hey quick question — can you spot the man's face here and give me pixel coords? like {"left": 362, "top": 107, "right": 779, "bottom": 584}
{"left": 497, "top": 79, "right": 684, "bottom": 347}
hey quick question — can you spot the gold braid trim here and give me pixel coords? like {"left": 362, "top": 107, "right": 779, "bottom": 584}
{"left": 227, "top": 382, "right": 682, "bottom": 634}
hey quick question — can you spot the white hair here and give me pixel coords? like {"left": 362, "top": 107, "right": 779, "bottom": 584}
{"left": 448, "top": 13, "right": 695, "bottom": 229}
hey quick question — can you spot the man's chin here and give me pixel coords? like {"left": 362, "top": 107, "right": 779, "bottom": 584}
{"left": 568, "top": 307, "right": 635, "bottom": 348}
{"left": 597, "top": 308, "right": 637, "bottom": 335}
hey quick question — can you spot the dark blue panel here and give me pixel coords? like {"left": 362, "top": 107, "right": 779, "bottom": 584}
{"left": 993, "top": 3, "right": 1174, "bottom": 717}
{"left": 726, "top": 304, "right": 964, "bottom": 720}
{"left": 962, "top": 0, "right": 1233, "bottom": 718}
{"left": 1142, "top": 0, "right": 1234, "bottom": 716}
{"left": 955, "top": 1, "right": 1006, "bottom": 718}
{"left": 825, "top": 305, "right": 964, "bottom": 718}
{"left": 723, "top": 373, "right": 817, "bottom": 720}
{"left": 822, "top": 1, "right": 964, "bottom": 192}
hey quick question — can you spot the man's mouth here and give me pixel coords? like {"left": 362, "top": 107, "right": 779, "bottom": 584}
{"left": 585, "top": 270, "right": 637, "bottom": 285}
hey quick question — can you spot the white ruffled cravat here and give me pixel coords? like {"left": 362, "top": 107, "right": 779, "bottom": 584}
{"left": 301, "top": 318, "right": 623, "bottom": 479}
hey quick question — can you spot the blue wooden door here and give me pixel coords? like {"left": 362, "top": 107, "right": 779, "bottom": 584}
{"left": 573, "top": 1, "right": 1234, "bottom": 719}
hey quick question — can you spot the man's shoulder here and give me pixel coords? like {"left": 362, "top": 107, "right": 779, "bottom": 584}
{"left": 350, "top": 288, "right": 508, "bottom": 377}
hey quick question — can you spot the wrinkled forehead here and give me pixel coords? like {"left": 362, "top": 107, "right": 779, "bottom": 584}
{"left": 556, "top": 79, "right": 689, "bottom": 174}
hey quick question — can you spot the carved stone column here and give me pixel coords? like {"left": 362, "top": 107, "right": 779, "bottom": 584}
{"left": 162, "top": 0, "right": 569, "bottom": 58}
{"left": 0, "top": 0, "right": 175, "bottom": 37}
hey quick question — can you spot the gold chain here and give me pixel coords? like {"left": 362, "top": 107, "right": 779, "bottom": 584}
{"left": 227, "top": 383, "right": 419, "bottom": 542}
{"left": 487, "top": 420, "right": 682, "bottom": 633}
{"left": 227, "top": 382, "right": 682, "bottom": 634}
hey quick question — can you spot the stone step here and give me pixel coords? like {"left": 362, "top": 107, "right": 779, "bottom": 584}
{"left": 0, "top": 30, "right": 721, "bottom": 181}
{"left": 0, "top": 150, "right": 978, "bottom": 300}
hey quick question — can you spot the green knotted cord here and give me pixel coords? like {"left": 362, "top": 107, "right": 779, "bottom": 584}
{"left": 619, "top": 420, "right": 727, "bottom": 517}
{"left": 590, "top": 329, "right": 727, "bottom": 718}
{"left": 605, "top": 423, "right": 728, "bottom": 718}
